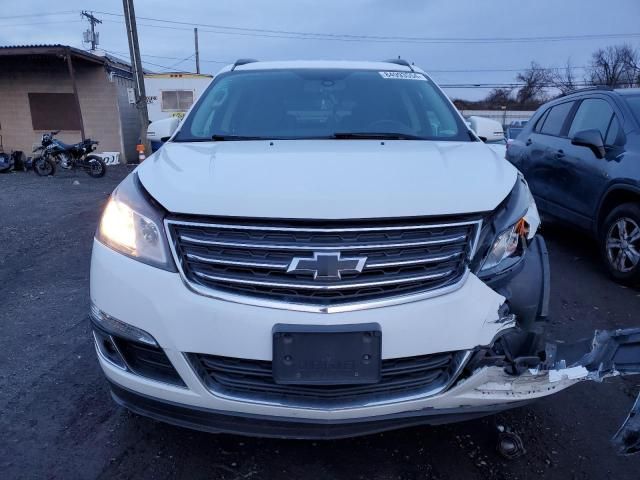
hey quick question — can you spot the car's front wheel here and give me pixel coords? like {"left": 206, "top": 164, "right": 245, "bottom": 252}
{"left": 601, "top": 203, "right": 640, "bottom": 284}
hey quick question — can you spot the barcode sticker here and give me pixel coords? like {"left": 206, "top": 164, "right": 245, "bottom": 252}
{"left": 379, "top": 71, "right": 426, "bottom": 81}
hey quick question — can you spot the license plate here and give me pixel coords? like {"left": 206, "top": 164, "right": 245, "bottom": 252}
{"left": 272, "top": 323, "right": 381, "bottom": 385}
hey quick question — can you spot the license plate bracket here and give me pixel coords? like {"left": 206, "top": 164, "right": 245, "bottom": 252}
{"left": 272, "top": 323, "right": 381, "bottom": 385}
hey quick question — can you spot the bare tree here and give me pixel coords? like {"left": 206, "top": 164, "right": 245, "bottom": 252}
{"left": 516, "top": 62, "right": 552, "bottom": 105}
{"left": 485, "top": 87, "right": 513, "bottom": 105}
{"left": 550, "top": 59, "right": 579, "bottom": 95}
{"left": 588, "top": 44, "right": 639, "bottom": 87}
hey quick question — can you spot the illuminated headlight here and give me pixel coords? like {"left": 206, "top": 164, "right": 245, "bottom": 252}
{"left": 480, "top": 177, "right": 540, "bottom": 272}
{"left": 96, "top": 173, "right": 175, "bottom": 271}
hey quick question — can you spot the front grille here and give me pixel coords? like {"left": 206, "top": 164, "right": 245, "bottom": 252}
{"left": 188, "top": 351, "right": 467, "bottom": 405}
{"left": 166, "top": 216, "right": 481, "bottom": 307}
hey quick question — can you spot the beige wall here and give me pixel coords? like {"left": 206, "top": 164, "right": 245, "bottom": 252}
{"left": 0, "top": 55, "right": 132, "bottom": 161}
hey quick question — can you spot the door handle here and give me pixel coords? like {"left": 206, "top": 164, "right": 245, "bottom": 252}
{"left": 555, "top": 149, "right": 565, "bottom": 159}
{"left": 526, "top": 139, "right": 532, "bottom": 146}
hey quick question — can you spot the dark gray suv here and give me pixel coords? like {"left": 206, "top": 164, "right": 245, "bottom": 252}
{"left": 507, "top": 87, "right": 640, "bottom": 283}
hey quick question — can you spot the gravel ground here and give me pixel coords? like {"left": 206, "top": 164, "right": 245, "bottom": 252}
{"left": 1, "top": 165, "right": 639, "bottom": 479}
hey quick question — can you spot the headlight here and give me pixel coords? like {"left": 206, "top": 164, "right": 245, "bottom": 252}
{"left": 478, "top": 176, "right": 540, "bottom": 273}
{"left": 482, "top": 224, "right": 521, "bottom": 271}
{"left": 96, "top": 173, "right": 175, "bottom": 271}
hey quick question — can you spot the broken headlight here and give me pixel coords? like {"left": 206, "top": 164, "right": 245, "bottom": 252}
{"left": 478, "top": 175, "right": 540, "bottom": 273}
{"left": 96, "top": 172, "right": 176, "bottom": 271}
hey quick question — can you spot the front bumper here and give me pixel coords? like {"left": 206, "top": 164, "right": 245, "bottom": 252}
{"left": 91, "top": 235, "right": 555, "bottom": 434}
{"left": 109, "top": 381, "right": 531, "bottom": 440}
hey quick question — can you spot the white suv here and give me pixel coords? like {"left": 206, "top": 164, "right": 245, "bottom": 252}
{"left": 90, "top": 60, "right": 638, "bottom": 441}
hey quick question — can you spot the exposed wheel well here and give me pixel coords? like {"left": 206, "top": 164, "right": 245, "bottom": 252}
{"left": 597, "top": 188, "right": 640, "bottom": 233}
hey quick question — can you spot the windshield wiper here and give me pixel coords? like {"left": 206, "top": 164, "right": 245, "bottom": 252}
{"left": 331, "top": 132, "right": 426, "bottom": 140}
{"left": 211, "top": 134, "right": 270, "bottom": 141}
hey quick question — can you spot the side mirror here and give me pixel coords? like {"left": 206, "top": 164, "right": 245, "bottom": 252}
{"left": 147, "top": 117, "right": 180, "bottom": 143}
{"left": 571, "top": 129, "right": 605, "bottom": 159}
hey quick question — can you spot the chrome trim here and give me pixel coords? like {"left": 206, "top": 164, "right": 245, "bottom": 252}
{"left": 185, "top": 350, "right": 473, "bottom": 411}
{"left": 178, "top": 233, "right": 468, "bottom": 251}
{"left": 165, "top": 218, "right": 482, "bottom": 313}
{"left": 168, "top": 218, "right": 481, "bottom": 233}
{"left": 185, "top": 252, "right": 289, "bottom": 270}
{"left": 365, "top": 251, "right": 462, "bottom": 269}
{"left": 194, "top": 269, "right": 453, "bottom": 291}
{"left": 92, "top": 331, "right": 128, "bottom": 372}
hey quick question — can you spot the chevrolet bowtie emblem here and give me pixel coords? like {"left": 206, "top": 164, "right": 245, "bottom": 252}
{"left": 287, "top": 252, "right": 367, "bottom": 280}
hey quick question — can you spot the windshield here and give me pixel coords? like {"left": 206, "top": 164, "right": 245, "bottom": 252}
{"left": 174, "top": 69, "right": 470, "bottom": 142}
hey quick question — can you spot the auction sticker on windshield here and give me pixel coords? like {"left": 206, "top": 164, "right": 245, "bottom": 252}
{"left": 379, "top": 71, "right": 426, "bottom": 80}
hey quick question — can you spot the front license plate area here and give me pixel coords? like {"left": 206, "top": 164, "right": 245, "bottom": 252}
{"left": 272, "top": 323, "right": 381, "bottom": 385}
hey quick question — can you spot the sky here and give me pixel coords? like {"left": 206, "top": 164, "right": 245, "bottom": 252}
{"left": 2, "top": 0, "right": 639, "bottom": 100}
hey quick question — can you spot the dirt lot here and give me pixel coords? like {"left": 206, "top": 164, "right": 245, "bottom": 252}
{"left": 1, "top": 166, "right": 640, "bottom": 479}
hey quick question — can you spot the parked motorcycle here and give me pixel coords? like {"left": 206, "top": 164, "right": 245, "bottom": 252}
{"left": 33, "top": 131, "right": 106, "bottom": 178}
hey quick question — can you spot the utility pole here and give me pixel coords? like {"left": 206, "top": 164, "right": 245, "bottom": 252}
{"left": 81, "top": 11, "right": 102, "bottom": 50}
{"left": 194, "top": 28, "right": 200, "bottom": 74}
{"left": 122, "top": 0, "right": 150, "bottom": 155}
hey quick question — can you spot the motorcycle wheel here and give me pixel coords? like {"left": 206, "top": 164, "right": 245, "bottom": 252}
{"left": 33, "top": 156, "right": 56, "bottom": 176}
{"left": 85, "top": 155, "right": 106, "bottom": 178}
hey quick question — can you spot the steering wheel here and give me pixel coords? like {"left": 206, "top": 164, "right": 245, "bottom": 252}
{"left": 365, "top": 119, "right": 409, "bottom": 132}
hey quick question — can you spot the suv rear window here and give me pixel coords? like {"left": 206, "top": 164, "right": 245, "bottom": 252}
{"left": 539, "top": 101, "right": 574, "bottom": 136}
{"left": 175, "top": 69, "right": 470, "bottom": 142}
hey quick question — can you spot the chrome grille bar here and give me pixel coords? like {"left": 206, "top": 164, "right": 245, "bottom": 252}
{"left": 193, "top": 269, "right": 453, "bottom": 291}
{"left": 178, "top": 233, "right": 468, "bottom": 251}
{"left": 185, "top": 252, "right": 290, "bottom": 270}
{"left": 364, "top": 251, "right": 463, "bottom": 269}
{"left": 170, "top": 219, "right": 481, "bottom": 233}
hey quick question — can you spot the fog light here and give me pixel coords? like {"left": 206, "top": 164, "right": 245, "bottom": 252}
{"left": 89, "top": 302, "right": 158, "bottom": 346}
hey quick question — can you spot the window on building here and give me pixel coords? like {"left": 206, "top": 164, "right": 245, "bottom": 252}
{"left": 28, "top": 93, "right": 81, "bottom": 130}
{"left": 161, "top": 90, "right": 194, "bottom": 112}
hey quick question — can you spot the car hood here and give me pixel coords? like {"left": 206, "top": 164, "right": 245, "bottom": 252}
{"left": 137, "top": 140, "right": 517, "bottom": 219}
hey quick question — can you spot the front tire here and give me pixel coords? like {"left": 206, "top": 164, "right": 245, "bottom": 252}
{"left": 600, "top": 203, "right": 640, "bottom": 284}
{"left": 33, "top": 156, "right": 56, "bottom": 176}
{"left": 85, "top": 155, "right": 106, "bottom": 178}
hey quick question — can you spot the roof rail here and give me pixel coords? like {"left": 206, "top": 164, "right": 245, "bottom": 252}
{"left": 383, "top": 58, "right": 415, "bottom": 72}
{"left": 559, "top": 85, "right": 614, "bottom": 97}
{"left": 231, "top": 58, "right": 258, "bottom": 71}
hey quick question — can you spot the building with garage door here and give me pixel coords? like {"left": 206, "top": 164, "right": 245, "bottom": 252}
{"left": 0, "top": 45, "right": 140, "bottom": 163}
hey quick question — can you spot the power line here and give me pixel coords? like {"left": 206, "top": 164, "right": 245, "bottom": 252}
{"left": 102, "top": 18, "right": 640, "bottom": 46}
{"left": 430, "top": 65, "right": 589, "bottom": 73}
{"left": 95, "top": 12, "right": 640, "bottom": 44}
{"left": 103, "top": 49, "right": 592, "bottom": 74}
{"left": 0, "top": 11, "right": 77, "bottom": 20}
{"left": 106, "top": 49, "right": 229, "bottom": 64}
{"left": 439, "top": 82, "right": 597, "bottom": 89}
{"left": 103, "top": 49, "right": 193, "bottom": 72}
{"left": 166, "top": 53, "right": 195, "bottom": 69}
{"left": 0, "top": 20, "right": 82, "bottom": 27}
